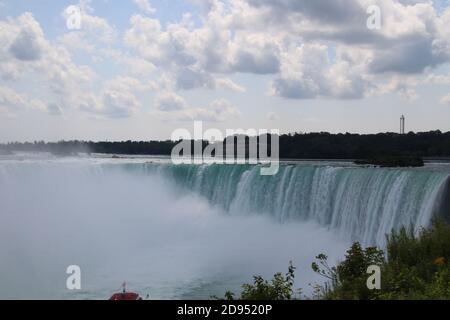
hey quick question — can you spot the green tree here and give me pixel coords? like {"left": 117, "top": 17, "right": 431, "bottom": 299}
{"left": 219, "top": 262, "right": 302, "bottom": 300}
{"left": 312, "top": 243, "right": 384, "bottom": 300}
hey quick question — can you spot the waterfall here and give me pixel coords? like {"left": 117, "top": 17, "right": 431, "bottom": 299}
{"left": 146, "top": 163, "right": 450, "bottom": 246}
{"left": 1, "top": 161, "right": 449, "bottom": 247}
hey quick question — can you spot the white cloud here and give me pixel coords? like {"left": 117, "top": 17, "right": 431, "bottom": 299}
{"left": 216, "top": 78, "right": 246, "bottom": 92}
{"left": 75, "top": 76, "right": 149, "bottom": 118}
{"left": 175, "top": 66, "right": 215, "bottom": 90}
{"left": 271, "top": 43, "right": 368, "bottom": 99}
{"left": 155, "top": 92, "right": 187, "bottom": 111}
{"left": 101, "top": 89, "right": 141, "bottom": 118}
{"left": 2, "top": 0, "right": 450, "bottom": 129}
{"left": 228, "top": 33, "right": 281, "bottom": 74}
{"left": 9, "top": 29, "right": 43, "bottom": 61}
{"left": 0, "top": 12, "right": 45, "bottom": 78}
{"left": 0, "top": 86, "right": 48, "bottom": 114}
{"left": 120, "top": 0, "right": 450, "bottom": 101}
{"left": 375, "top": 76, "right": 419, "bottom": 100}
{"left": 154, "top": 94, "right": 240, "bottom": 122}
{"left": 0, "top": 86, "right": 29, "bottom": 111}
{"left": 246, "top": 0, "right": 450, "bottom": 76}
{"left": 134, "top": 0, "right": 156, "bottom": 15}
{"left": 0, "top": 11, "right": 148, "bottom": 119}
{"left": 0, "top": 12, "right": 96, "bottom": 106}
{"left": 426, "top": 73, "right": 450, "bottom": 85}
{"left": 59, "top": 4, "right": 116, "bottom": 54}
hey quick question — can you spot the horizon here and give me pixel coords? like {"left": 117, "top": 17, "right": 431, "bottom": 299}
{"left": 1, "top": 128, "right": 449, "bottom": 144}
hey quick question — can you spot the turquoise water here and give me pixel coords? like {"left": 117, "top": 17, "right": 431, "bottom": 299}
{"left": 141, "top": 162, "right": 450, "bottom": 246}
{"left": 0, "top": 155, "right": 449, "bottom": 299}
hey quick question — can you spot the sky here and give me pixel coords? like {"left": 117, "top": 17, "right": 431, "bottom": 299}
{"left": 1, "top": 0, "right": 450, "bottom": 142}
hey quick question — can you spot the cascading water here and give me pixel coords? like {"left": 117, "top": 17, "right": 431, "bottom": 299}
{"left": 0, "top": 158, "right": 351, "bottom": 299}
{"left": 146, "top": 163, "right": 450, "bottom": 246}
{"left": 1, "top": 160, "right": 449, "bottom": 248}
{"left": 0, "top": 157, "right": 449, "bottom": 299}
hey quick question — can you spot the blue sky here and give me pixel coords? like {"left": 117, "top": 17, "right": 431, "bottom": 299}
{"left": 1, "top": 0, "right": 450, "bottom": 142}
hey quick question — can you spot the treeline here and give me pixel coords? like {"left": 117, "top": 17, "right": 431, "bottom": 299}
{"left": 278, "top": 130, "right": 450, "bottom": 159}
{"left": 0, "top": 140, "right": 177, "bottom": 156}
{"left": 1, "top": 130, "right": 450, "bottom": 159}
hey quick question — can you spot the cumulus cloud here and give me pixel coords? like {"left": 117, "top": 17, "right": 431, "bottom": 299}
{"left": 2, "top": 0, "right": 450, "bottom": 125}
{"left": 0, "top": 13, "right": 44, "bottom": 78}
{"left": 155, "top": 92, "right": 187, "bottom": 111}
{"left": 247, "top": 0, "right": 366, "bottom": 25}
{"left": 0, "top": 86, "right": 30, "bottom": 111}
{"left": 134, "top": 0, "right": 156, "bottom": 15}
{"left": 369, "top": 38, "right": 445, "bottom": 74}
{"left": 5, "top": 11, "right": 46, "bottom": 62}
{"left": 0, "top": 10, "right": 149, "bottom": 119}
{"left": 0, "top": 86, "right": 48, "bottom": 114}
{"left": 101, "top": 89, "right": 141, "bottom": 118}
{"left": 175, "top": 67, "right": 215, "bottom": 90}
{"left": 374, "top": 76, "right": 420, "bottom": 100}
{"left": 215, "top": 78, "right": 246, "bottom": 92}
{"left": 75, "top": 76, "right": 150, "bottom": 118}
{"left": 59, "top": 4, "right": 116, "bottom": 54}
{"left": 9, "top": 29, "right": 43, "bottom": 61}
{"left": 426, "top": 73, "right": 450, "bottom": 85}
{"left": 154, "top": 94, "right": 240, "bottom": 122}
{"left": 271, "top": 44, "right": 368, "bottom": 99}
{"left": 229, "top": 34, "right": 281, "bottom": 74}
{"left": 123, "top": 9, "right": 282, "bottom": 75}
{"left": 0, "top": 12, "right": 96, "bottom": 109}
{"left": 120, "top": 0, "right": 450, "bottom": 101}
{"left": 205, "top": 98, "right": 241, "bottom": 121}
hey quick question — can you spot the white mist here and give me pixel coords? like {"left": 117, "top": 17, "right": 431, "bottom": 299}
{"left": 0, "top": 160, "right": 349, "bottom": 299}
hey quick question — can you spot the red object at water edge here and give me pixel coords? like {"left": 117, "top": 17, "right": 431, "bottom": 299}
{"left": 109, "top": 292, "right": 141, "bottom": 300}
{"left": 109, "top": 282, "right": 142, "bottom": 300}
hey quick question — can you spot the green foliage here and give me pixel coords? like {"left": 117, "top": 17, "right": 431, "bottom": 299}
{"left": 313, "top": 219, "right": 450, "bottom": 300}
{"left": 220, "top": 219, "right": 450, "bottom": 300}
{"left": 220, "top": 262, "right": 302, "bottom": 300}
{"left": 3, "top": 130, "right": 450, "bottom": 159}
{"left": 312, "top": 243, "right": 384, "bottom": 300}
{"left": 380, "top": 220, "right": 450, "bottom": 299}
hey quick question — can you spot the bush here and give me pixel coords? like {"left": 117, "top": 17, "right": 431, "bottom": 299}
{"left": 219, "top": 220, "right": 450, "bottom": 300}
{"left": 312, "top": 243, "right": 384, "bottom": 300}
{"left": 313, "top": 220, "right": 450, "bottom": 300}
{"left": 217, "top": 262, "right": 302, "bottom": 300}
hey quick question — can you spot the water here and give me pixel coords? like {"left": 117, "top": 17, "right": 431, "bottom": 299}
{"left": 148, "top": 162, "right": 450, "bottom": 246}
{"left": 0, "top": 154, "right": 449, "bottom": 299}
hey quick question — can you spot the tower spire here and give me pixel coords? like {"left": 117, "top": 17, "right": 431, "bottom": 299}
{"left": 400, "top": 115, "right": 405, "bottom": 134}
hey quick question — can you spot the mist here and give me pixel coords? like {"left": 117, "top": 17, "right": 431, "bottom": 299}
{"left": 0, "top": 161, "right": 349, "bottom": 299}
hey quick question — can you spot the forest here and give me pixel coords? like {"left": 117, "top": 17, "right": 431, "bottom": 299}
{"left": 1, "top": 130, "right": 450, "bottom": 160}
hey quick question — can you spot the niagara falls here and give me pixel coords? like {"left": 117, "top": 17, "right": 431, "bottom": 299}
{"left": 3, "top": 0, "right": 450, "bottom": 307}
{"left": 1, "top": 153, "right": 449, "bottom": 299}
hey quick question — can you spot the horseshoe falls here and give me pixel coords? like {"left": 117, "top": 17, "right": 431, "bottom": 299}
{"left": 148, "top": 163, "right": 450, "bottom": 246}
{"left": 0, "top": 157, "right": 449, "bottom": 299}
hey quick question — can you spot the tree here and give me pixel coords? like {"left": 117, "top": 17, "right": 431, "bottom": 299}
{"left": 312, "top": 243, "right": 385, "bottom": 300}
{"left": 218, "top": 262, "right": 302, "bottom": 300}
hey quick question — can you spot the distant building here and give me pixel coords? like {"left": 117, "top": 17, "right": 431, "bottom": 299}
{"left": 400, "top": 115, "right": 405, "bottom": 134}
